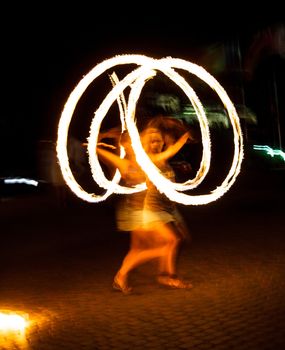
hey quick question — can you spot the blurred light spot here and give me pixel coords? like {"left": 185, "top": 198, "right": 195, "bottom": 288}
{"left": 4, "top": 178, "right": 39, "bottom": 186}
{"left": 0, "top": 311, "right": 29, "bottom": 332}
{"left": 253, "top": 145, "right": 285, "bottom": 162}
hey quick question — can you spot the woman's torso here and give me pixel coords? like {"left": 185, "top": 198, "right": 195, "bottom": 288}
{"left": 144, "top": 161, "right": 176, "bottom": 213}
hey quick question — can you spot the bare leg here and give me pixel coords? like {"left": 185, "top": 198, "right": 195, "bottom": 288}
{"left": 114, "top": 228, "right": 168, "bottom": 292}
{"left": 115, "top": 230, "right": 165, "bottom": 274}
{"left": 155, "top": 222, "right": 193, "bottom": 289}
{"left": 154, "top": 222, "right": 181, "bottom": 276}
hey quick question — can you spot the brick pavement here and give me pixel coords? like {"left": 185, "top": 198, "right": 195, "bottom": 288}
{"left": 0, "top": 171, "right": 285, "bottom": 350}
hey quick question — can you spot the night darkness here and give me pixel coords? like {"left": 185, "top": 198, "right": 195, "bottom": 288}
{"left": 1, "top": 5, "right": 285, "bottom": 349}
{"left": 1, "top": 3, "right": 284, "bottom": 179}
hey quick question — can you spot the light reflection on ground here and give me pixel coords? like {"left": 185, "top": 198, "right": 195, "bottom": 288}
{"left": 0, "top": 308, "right": 53, "bottom": 350}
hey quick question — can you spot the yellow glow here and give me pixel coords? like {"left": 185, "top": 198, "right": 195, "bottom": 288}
{"left": 0, "top": 310, "right": 29, "bottom": 349}
{"left": 57, "top": 54, "right": 243, "bottom": 205}
{"left": 0, "top": 308, "right": 54, "bottom": 349}
{"left": 0, "top": 311, "right": 29, "bottom": 332}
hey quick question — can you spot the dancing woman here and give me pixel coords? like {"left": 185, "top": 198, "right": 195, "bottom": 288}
{"left": 97, "top": 122, "right": 192, "bottom": 293}
{"left": 141, "top": 124, "right": 193, "bottom": 289}
{"left": 97, "top": 130, "right": 166, "bottom": 294}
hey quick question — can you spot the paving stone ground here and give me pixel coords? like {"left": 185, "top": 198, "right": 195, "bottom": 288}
{"left": 0, "top": 168, "right": 284, "bottom": 349}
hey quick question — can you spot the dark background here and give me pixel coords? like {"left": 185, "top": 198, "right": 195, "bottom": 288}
{"left": 1, "top": 3, "right": 284, "bottom": 180}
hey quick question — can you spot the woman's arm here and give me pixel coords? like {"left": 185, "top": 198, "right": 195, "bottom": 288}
{"left": 82, "top": 127, "right": 121, "bottom": 148}
{"left": 96, "top": 146, "right": 130, "bottom": 177}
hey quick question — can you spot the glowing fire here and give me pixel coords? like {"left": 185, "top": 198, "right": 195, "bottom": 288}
{"left": 56, "top": 54, "right": 243, "bottom": 205}
{"left": 0, "top": 311, "right": 29, "bottom": 332}
{"left": 0, "top": 310, "right": 29, "bottom": 349}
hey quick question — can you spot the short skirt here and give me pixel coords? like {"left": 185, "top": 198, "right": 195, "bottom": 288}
{"left": 142, "top": 207, "right": 185, "bottom": 229}
{"left": 116, "top": 203, "right": 143, "bottom": 232}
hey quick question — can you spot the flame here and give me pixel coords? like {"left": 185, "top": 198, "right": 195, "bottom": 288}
{"left": 56, "top": 54, "right": 243, "bottom": 205}
{"left": 0, "top": 312, "right": 29, "bottom": 332}
{"left": 0, "top": 310, "right": 29, "bottom": 348}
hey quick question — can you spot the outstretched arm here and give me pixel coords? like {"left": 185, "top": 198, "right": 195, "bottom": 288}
{"left": 96, "top": 146, "right": 130, "bottom": 178}
{"left": 82, "top": 126, "right": 121, "bottom": 148}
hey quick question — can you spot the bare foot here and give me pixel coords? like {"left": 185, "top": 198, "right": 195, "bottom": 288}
{"left": 113, "top": 273, "right": 133, "bottom": 294}
{"left": 157, "top": 275, "right": 193, "bottom": 289}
